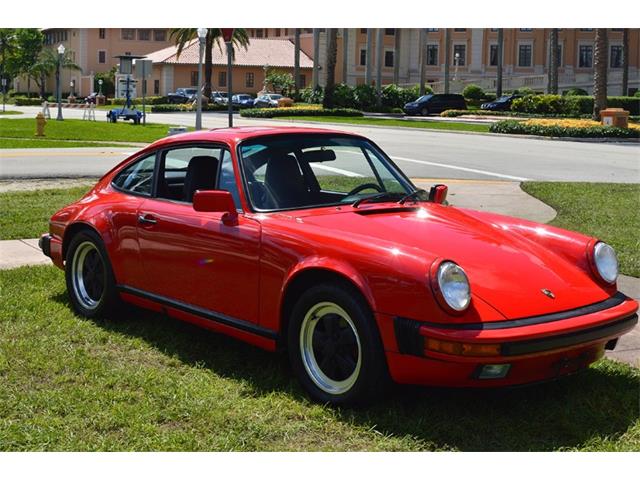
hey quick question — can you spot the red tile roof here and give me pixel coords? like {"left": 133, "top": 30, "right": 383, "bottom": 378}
{"left": 146, "top": 38, "right": 313, "bottom": 69}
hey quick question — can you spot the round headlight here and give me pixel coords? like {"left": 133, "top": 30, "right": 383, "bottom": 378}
{"left": 437, "top": 261, "right": 471, "bottom": 312}
{"left": 593, "top": 242, "right": 618, "bottom": 284}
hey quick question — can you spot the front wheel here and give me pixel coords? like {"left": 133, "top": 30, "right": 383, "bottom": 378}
{"left": 421, "top": 107, "right": 429, "bottom": 116}
{"left": 288, "top": 283, "right": 390, "bottom": 405}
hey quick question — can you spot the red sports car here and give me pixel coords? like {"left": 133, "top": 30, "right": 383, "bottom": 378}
{"left": 40, "top": 126, "right": 638, "bottom": 405}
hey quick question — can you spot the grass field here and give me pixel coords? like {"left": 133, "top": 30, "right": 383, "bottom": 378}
{"left": 0, "top": 264, "right": 638, "bottom": 451}
{"left": 0, "top": 110, "right": 22, "bottom": 115}
{"left": 278, "top": 116, "right": 491, "bottom": 133}
{"left": 0, "top": 138, "right": 137, "bottom": 149}
{"left": 0, "top": 118, "right": 187, "bottom": 143}
{"left": 522, "top": 182, "right": 640, "bottom": 277}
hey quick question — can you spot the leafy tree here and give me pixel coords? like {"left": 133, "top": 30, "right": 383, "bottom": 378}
{"left": 322, "top": 28, "right": 338, "bottom": 109}
{"left": 264, "top": 68, "right": 294, "bottom": 96}
{"left": 592, "top": 29, "right": 608, "bottom": 120}
{"left": 0, "top": 29, "right": 17, "bottom": 92}
{"left": 11, "top": 29, "right": 44, "bottom": 96}
{"left": 170, "top": 28, "right": 249, "bottom": 98}
{"left": 31, "top": 47, "right": 81, "bottom": 99}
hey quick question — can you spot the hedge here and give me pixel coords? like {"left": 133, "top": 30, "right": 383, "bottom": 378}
{"left": 441, "top": 109, "right": 591, "bottom": 118}
{"left": 108, "top": 96, "right": 169, "bottom": 106}
{"left": 13, "top": 97, "right": 43, "bottom": 106}
{"left": 511, "top": 95, "right": 640, "bottom": 116}
{"left": 241, "top": 107, "right": 363, "bottom": 118}
{"left": 298, "top": 84, "right": 428, "bottom": 112}
{"left": 489, "top": 120, "right": 640, "bottom": 138}
{"left": 151, "top": 103, "right": 237, "bottom": 113}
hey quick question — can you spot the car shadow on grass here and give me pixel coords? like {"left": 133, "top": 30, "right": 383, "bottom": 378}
{"left": 52, "top": 293, "right": 640, "bottom": 451}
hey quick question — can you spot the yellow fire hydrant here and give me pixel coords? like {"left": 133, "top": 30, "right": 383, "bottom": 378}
{"left": 35, "top": 113, "right": 47, "bottom": 137}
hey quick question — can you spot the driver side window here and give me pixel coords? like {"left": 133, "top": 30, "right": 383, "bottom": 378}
{"left": 112, "top": 154, "right": 156, "bottom": 196}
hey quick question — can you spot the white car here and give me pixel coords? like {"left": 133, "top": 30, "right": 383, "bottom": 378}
{"left": 254, "top": 94, "right": 283, "bottom": 108}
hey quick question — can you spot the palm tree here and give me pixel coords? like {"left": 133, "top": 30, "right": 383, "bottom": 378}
{"left": 294, "top": 28, "right": 300, "bottom": 97}
{"left": 393, "top": 28, "right": 401, "bottom": 85}
{"left": 170, "top": 28, "right": 249, "bottom": 98}
{"left": 622, "top": 28, "right": 629, "bottom": 96}
{"left": 547, "top": 28, "right": 559, "bottom": 94}
{"left": 444, "top": 28, "right": 451, "bottom": 94}
{"left": 592, "top": 28, "right": 608, "bottom": 120}
{"left": 31, "top": 47, "right": 81, "bottom": 99}
{"left": 312, "top": 29, "right": 320, "bottom": 89}
{"left": 496, "top": 28, "right": 504, "bottom": 97}
{"left": 419, "top": 29, "right": 426, "bottom": 95}
{"left": 322, "top": 28, "right": 338, "bottom": 108}
{"left": 375, "top": 28, "right": 383, "bottom": 104}
{"left": 342, "top": 28, "right": 349, "bottom": 84}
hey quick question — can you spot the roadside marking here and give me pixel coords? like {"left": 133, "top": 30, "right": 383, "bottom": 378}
{"left": 311, "top": 163, "right": 364, "bottom": 177}
{"left": 410, "top": 178, "right": 512, "bottom": 184}
{"left": 390, "top": 155, "right": 530, "bottom": 182}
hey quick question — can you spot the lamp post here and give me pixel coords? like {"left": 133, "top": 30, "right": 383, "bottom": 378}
{"left": 454, "top": 52, "right": 460, "bottom": 81}
{"left": 221, "top": 29, "right": 235, "bottom": 128}
{"left": 98, "top": 79, "right": 103, "bottom": 95}
{"left": 195, "top": 27, "right": 207, "bottom": 131}
{"left": 56, "top": 44, "right": 65, "bottom": 121}
{"left": 263, "top": 63, "right": 270, "bottom": 92}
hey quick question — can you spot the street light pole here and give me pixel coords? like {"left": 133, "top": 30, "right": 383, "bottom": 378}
{"left": 195, "top": 28, "right": 208, "bottom": 131}
{"left": 454, "top": 52, "right": 460, "bottom": 81}
{"left": 56, "top": 44, "right": 65, "bottom": 121}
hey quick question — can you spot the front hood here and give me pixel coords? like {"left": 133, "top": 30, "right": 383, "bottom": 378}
{"left": 296, "top": 205, "right": 610, "bottom": 319}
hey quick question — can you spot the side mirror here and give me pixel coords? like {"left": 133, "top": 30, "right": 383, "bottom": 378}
{"left": 428, "top": 184, "right": 448, "bottom": 204}
{"left": 193, "top": 190, "right": 238, "bottom": 226}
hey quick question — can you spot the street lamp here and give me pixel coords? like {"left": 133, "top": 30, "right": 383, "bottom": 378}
{"left": 56, "top": 44, "right": 65, "bottom": 121}
{"left": 195, "top": 27, "right": 208, "bottom": 131}
{"left": 263, "top": 63, "right": 270, "bottom": 91}
{"left": 453, "top": 52, "right": 460, "bottom": 81}
{"left": 98, "top": 79, "right": 103, "bottom": 95}
{"left": 69, "top": 80, "right": 75, "bottom": 100}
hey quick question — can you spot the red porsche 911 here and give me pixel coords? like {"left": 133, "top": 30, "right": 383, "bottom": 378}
{"left": 40, "top": 126, "right": 638, "bottom": 405}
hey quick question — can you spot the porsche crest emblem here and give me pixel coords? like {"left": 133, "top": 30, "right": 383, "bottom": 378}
{"left": 541, "top": 288, "right": 555, "bottom": 299}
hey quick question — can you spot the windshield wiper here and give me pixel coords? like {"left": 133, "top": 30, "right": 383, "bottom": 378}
{"left": 397, "top": 189, "right": 427, "bottom": 205}
{"left": 352, "top": 192, "right": 402, "bottom": 208}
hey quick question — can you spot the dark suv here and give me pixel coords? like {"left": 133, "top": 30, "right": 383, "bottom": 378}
{"left": 403, "top": 94, "right": 467, "bottom": 116}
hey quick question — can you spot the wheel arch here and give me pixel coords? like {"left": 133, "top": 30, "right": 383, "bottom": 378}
{"left": 62, "top": 222, "right": 103, "bottom": 260}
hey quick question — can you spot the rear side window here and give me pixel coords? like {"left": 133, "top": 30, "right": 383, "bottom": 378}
{"left": 112, "top": 154, "right": 156, "bottom": 196}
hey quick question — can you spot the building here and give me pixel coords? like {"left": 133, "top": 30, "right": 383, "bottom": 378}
{"left": 145, "top": 37, "right": 313, "bottom": 96}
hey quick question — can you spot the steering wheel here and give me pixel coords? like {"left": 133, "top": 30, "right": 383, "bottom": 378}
{"left": 347, "top": 183, "right": 383, "bottom": 196}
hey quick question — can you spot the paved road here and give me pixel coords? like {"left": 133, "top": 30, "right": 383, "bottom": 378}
{"left": 2, "top": 107, "right": 638, "bottom": 181}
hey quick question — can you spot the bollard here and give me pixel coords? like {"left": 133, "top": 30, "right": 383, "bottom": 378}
{"left": 35, "top": 112, "right": 47, "bottom": 137}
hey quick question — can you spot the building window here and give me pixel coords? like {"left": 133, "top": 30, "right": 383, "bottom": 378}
{"left": 138, "top": 29, "right": 151, "bottom": 41}
{"left": 121, "top": 29, "right": 135, "bottom": 40}
{"left": 454, "top": 28, "right": 466, "bottom": 32}
{"left": 154, "top": 29, "right": 166, "bottom": 42}
{"left": 191, "top": 71, "right": 198, "bottom": 87}
{"left": 520, "top": 28, "right": 533, "bottom": 32}
{"left": 154, "top": 79, "right": 160, "bottom": 95}
{"left": 611, "top": 28, "right": 624, "bottom": 32}
{"left": 426, "top": 45, "right": 438, "bottom": 65}
{"left": 610, "top": 45, "right": 623, "bottom": 68}
{"left": 518, "top": 44, "right": 532, "bottom": 67}
{"left": 384, "top": 50, "right": 394, "bottom": 67}
{"left": 360, "top": 29, "right": 367, "bottom": 34}
{"left": 98, "top": 50, "right": 106, "bottom": 64}
{"left": 579, "top": 45, "right": 593, "bottom": 68}
{"left": 489, "top": 44, "right": 499, "bottom": 66}
{"left": 580, "top": 29, "right": 594, "bottom": 32}
{"left": 256, "top": 29, "right": 264, "bottom": 38}
{"left": 427, "top": 28, "right": 439, "bottom": 32}
{"left": 453, "top": 44, "right": 466, "bottom": 66}
{"left": 360, "top": 48, "right": 367, "bottom": 66}
{"left": 99, "top": 28, "right": 106, "bottom": 39}
{"left": 275, "top": 28, "right": 281, "bottom": 37}
{"left": 299, "top": 74, "right": 306, "bottom": 88}
{"left": 490, "top": 28, "right": 498, "bottom": 32}
{"left": 218, "top": 71, "right": 227, "bottom": 87}
{"left": 284, "top": 28, "right": 289, "bottom": 36}
{"left": 245, "top": 72, "right": 254, "bottom": 88}
{"left": 385, "top": 29, "right": 395, "bottom": 36}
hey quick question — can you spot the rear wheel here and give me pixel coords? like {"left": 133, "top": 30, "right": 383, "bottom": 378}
{"left": 421, "top": 107, "right": 429, "bottom": 116}
{"left": 288, "top": 283, "right": 390, "bottom": 405}
{"left": 65, "top": 230, "right": 121, "bottom": 318}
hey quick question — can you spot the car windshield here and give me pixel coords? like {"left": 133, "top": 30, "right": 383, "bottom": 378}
{"left": 269, "top": 94, "right": 282, "bottom": 100}
{"left": 239, "top": 134, "right": 415, "bottom": 211}
{"left": 185, "top": 89, "right": 197, "bottom": 95}
{"left": 497, "top": 96, "right": 511, "bottom": 102}
{"left": 416, "top": 95, "right": 433, "bottom": 102}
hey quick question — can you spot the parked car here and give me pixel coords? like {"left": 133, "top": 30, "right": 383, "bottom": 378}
{"left": 253, "top": 93, "right": 283, "bottom": 108}
{"left": 232, "top": 94, "right": 255, "bottom": 108}
{"left": 210, "top": 91, "right": 228, "bottom": 105}
{"left": 403, "top": 94, "right": 467, "bottom": 115}
{"left": 167, "top": 88, "right": 198, "bottom": 104}
{"left": 39, "top": 127, "right": 638, "bottom": 406}
{"left": 481, "top": 94, "right": 522, "bottom": 111}
{"left": 84, "top": 92, "right": 98, "bottom": 104}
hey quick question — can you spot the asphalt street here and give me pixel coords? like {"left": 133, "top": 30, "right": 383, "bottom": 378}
{"left": 1, "top": 107, "right": 638, "bottom": 181}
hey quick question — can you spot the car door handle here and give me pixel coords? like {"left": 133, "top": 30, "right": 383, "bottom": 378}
{"left": 138, "top": 214, "right": 157, "bottom": 225}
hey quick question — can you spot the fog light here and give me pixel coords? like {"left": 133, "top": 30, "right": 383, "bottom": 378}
{"left": 476, "top": 364, "right": 511, "bottom": 379}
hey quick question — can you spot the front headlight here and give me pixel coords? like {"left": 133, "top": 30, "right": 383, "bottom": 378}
{"left": 435, "top": 261, "right": 471, "bottom": 312}
{"left": 593, "top": 242, "right": 618, "bottom": 284}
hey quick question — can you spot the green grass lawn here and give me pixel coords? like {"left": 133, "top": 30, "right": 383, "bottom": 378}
{"left": 522, "top": 182, "right": 640, "bottom": 277}
{"left": 0, "top": 118, "right": 188, "bottom": 143}
{"left": 277, "top": 116, "right": 491, "bottom": 133}
{"left": 0, "top": 186, "right": 91, "bottom": 240}
{"left": 0, "top": 110, "right": 22, "bottom": 115}
{"left": 0, "top": 138, "right": 138, "bottom": 149}
{"left": 1, "top": 264, "right": 638, "bottom": 451}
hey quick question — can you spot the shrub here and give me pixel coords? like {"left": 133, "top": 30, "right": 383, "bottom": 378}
{"left": 353, "top": 84, "right": 378, "bottom": 111}
{"left": 563, "top": 87, "right": 589, "bottom": 96}
{"left": 13, "top": 96, "right": 42, "bottom": 106}
{"left": 151, "top": 103, "right": 236, "bottom": 113}
{"left": 463, "top": 84, "right": 485, "bottom": 100}
{"left": 635, "top": 91, "right": 640, "bottom": 98}
{"left": 300, "top": 87, "right": 324, "bottom": 104}
{"left": 441, "top": 109, "right": 591, "bottom": 119}
{"left": 513, "top": 87, "right": 537, "bottom": 95}
{"left": 607, "top": 96, "right": 640, "bottom": 115}
{"left": 241, "top": 107, "right": 363, "bottom": 118}
{"left": 332, "top": 83, "right": 357, "bottom": 109}
{"left": 489, "top": 119, "right": 640, "bottom": 138}
{"left": 511, "top": 94, "right": 566, "bottom": 114}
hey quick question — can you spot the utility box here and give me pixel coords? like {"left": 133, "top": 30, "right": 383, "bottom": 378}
{"left": 600, "top": 108, "right": 630, "bottom": 128}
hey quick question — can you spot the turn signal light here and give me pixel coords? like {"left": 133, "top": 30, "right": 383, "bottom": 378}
{"left": 425, "top": 338, "right": 501, "bottom": 357}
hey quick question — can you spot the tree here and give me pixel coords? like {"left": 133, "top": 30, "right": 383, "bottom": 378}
{"left": 419, "top": 29, "right": 426, "bottom": 95}
{"left": 496, "top": 28, "right": 504, "bottom": 97}
{"left": 444, "top": 28, "right": 451, "bottom": 94}
{"left": 592, "top": 28, "right": 608, "bottom": 120}
{"left": 0, "top": 29, "right": 17, "bottom": 94}
{"left": 10, "top": 29, "right": 44, "bottom": 96}
{"left": 170, "top": 28, "right": 249, "bottom": 98}
{"left": 264, "top": 69, "right": 294, "bottom": 96}
{"left": 322, "top": 28, "right": 338, "bottom": 109}
{"left": 622, "top": 28, "right": 629, "bottom": 96}
{"left": 31, "top": 47, "right": 81, "bottom": 99}
{"left": 294, "top": 28, "right": 301, "bottom": 97}
{"left": 547, "top": 28, "right": 559, "bottom": 94}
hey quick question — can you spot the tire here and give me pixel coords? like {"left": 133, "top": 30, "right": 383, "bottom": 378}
{"left": 65, "top": 229, "right": 121, "bottom": 319}
{"left": 420, "top": 107, "right": 429, "bottom": 116}
{"left": 288, "top": 282, "right": 390, "bottom": 406}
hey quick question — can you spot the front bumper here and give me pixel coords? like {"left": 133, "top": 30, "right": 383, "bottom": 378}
{"left": 382, "top": 293, "right": 639, "bottom": 387}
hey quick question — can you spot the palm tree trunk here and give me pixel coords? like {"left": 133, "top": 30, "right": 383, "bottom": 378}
{"left": 204, "top": 34, "right": 213, "bottom": 98}
{"left": 496, "top": 28, "right": 504, "bottom": 97}
{"left": 365, "top": 29, "right": 373, "bottom": 85}
{"left": 375, "top": 28, "right": 383, "bottom": 105}
{"left": 342, "top": 28, "right": 349, "bottom": 84}
{"left": 592, "top": 28, "right": 608, "bottom": 120}
{"left": 393, "top": 28, "right": 401, "bottom": 85}
{"left": 294, "top": 29, "right": 301, "bottom": 96}
{"left": 622, "top": 28, "right": 629, "bottom": 96}
{"left": 548, "top": 28, "right": 559, "bottom": 94}
{"left": 419, "top": 29, "right": 426, "bottom": 95}
{"left": 322, "top": 29, "right": 338, "bottom": 109}
{"left": 312, "top": 29, "right": 320, "bottom": 89}
{"left": 444, "top": 29, "right": 451, "bottom": 94}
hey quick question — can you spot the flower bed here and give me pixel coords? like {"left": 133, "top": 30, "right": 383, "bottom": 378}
{"left": 240, "top": 107, "right": 363, "bottom": 118}
{"left": 489, "top": 118, "right": 640, "bottom": 138}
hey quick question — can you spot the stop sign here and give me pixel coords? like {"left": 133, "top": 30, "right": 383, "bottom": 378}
{"left": 221, "top": 29, "right": 235, "bottom": 43}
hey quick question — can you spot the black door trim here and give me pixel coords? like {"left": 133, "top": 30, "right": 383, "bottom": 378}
{"left": 118, "top": 285, "right": 278, "bottom": 340}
